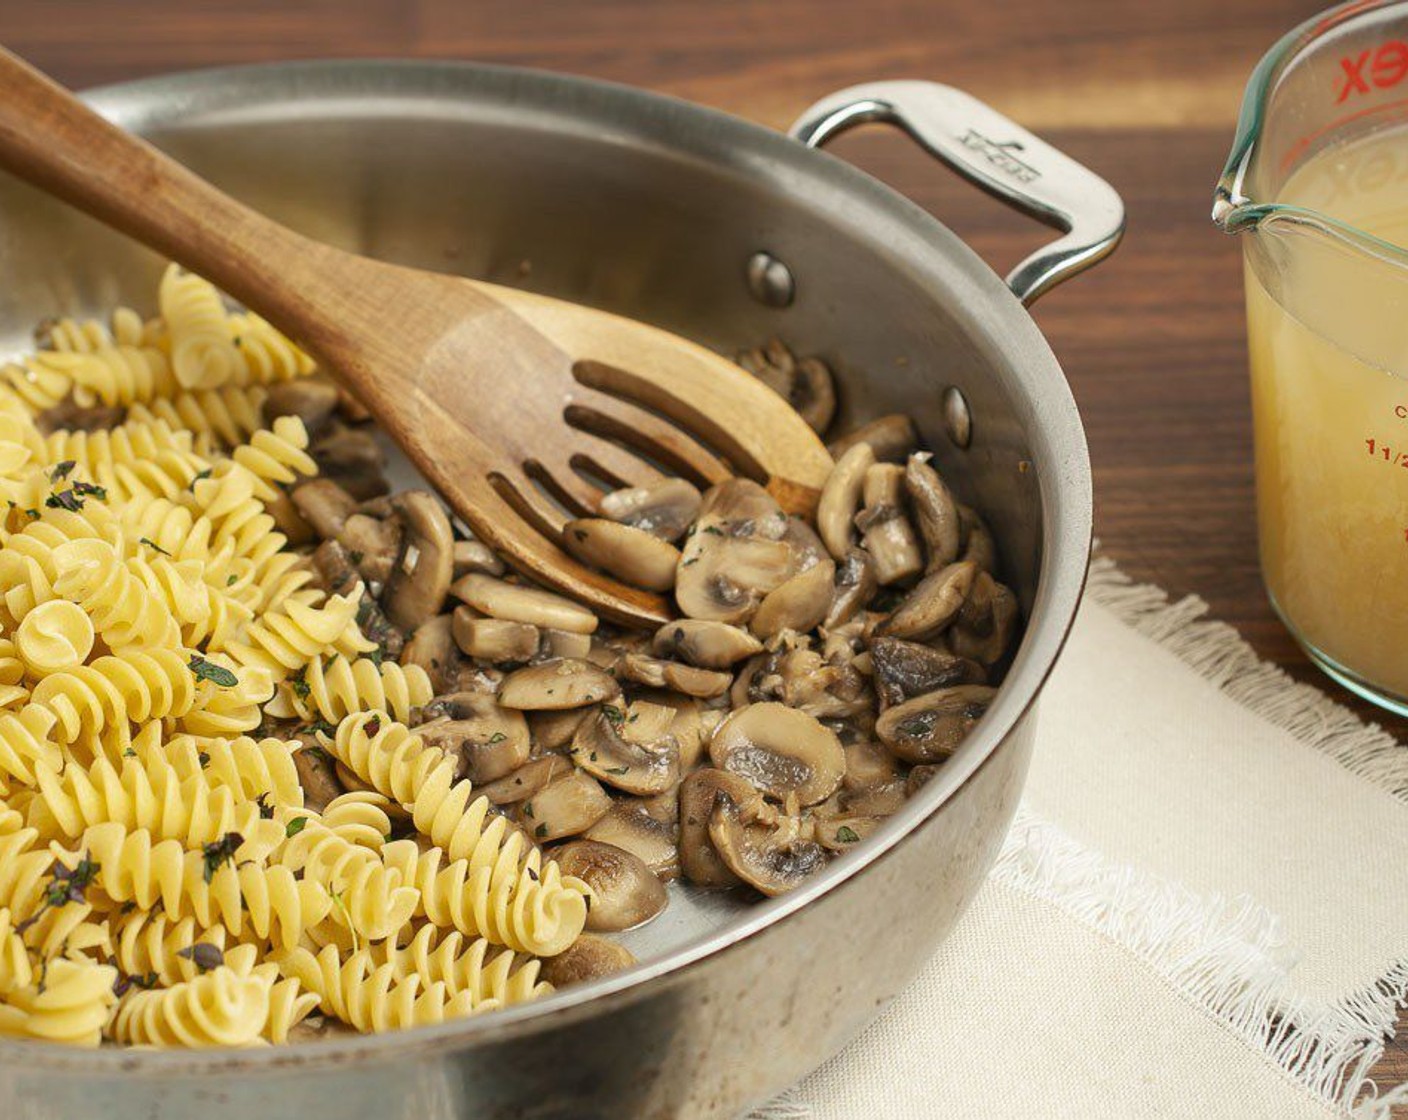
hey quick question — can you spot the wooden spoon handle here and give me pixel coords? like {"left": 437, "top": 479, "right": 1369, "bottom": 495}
{"left": 0, "top": 45, "right": 342, "bottom": 338}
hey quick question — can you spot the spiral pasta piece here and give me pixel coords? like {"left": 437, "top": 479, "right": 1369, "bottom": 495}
{"left": 160, "top": 265, "right": 242, "bottom": 390}
{"left": 276, "top": 817, "right": 417, "bottom": 942}
{"left": 129, "top": 384, "right": 267, "bottom": 450}
{"left": 14, "top": 600, "right": 95, "bottom": 679}
{"left": 42, "top": 418, "right": 211, "bottom": 504}
{"left": 227, "top": 586, "right": 373, "bottom": 678}
{"left": 0, "top": 827, "right": 50, "bottom": 919}
{"left": 63, "top": 346, "right": 178, "bottom": 408}
{"left": 0, "top": 352, "right": 81, "bottom": 412}
{"left": 276, "top": 944, "right": 496, "bottom": 1033}
{"left": 55, "top": 824, "right": 333, "bottom": 952}
{"left": 52, "top": 537, "right": 181, "bottom": 648}
{"left": 284, "top": 656, "right": 433, "bottom": 727}
{"left": 180, "top": 661, "right": 275, "bottom": 739}
{"left": 0, "top": 908, "right": 34, "bottom": 995}
{"left": 370, "top": 924, "right": 550, "bottom": 1008}
{"left": 110, "top": 965, "right": 272, "bottom": 1048}
{"left": 0, "top": 957, "right": 117, "bottom": 1046}
{"left": 0, "top": 706, "right": 63, "bottom": 790}
{"left": 229, "top": 313, "right": 315, "bottom": 384}
{"left": 159, "top": 733, "right": 302, "bottom": 808}
{"left": 318, "top": 791, "right": 397, "bottom": 852}
{"left": 30, "top": 648, "right": 197, "bottom": 744}
{"left": 380, "top": 839, "right": 587, "bottom": 957}
{"left": 264, "top": 974, "right": 320, "bottom": 1044}
{"left": 107, "top": 910, "right": 236, "bottom": 987}
{"left": 230, "top": 416, "right": 316, "bottom": 501}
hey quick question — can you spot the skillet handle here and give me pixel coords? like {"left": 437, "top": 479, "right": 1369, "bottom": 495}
{"left": 789, "top": 81, "right": 1124, "bottom": 305}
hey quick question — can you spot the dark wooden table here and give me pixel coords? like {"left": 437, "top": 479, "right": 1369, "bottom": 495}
{"left": 9, "top": 0, "right": 1405, "bottom": 1106}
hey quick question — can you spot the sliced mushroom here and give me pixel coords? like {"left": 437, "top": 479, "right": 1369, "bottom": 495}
{"left": 527, "top": 707, "right": 592, "bottom": 750}
{"left": 708, "top": 702, "right": 844, "bottom": 806}
{"left": 400, "top": 614, "right": 463, "bottom": 694}
{"left": 857, "top": 464, "right": 923, "bottom": 585}
{"left": 827, "top": 413, "right": 918, "bottom": 464}
{"left": 339, "top": 512, "right": 403, "bottom": 587}
{"left": 873, "top": 561, "right": 978, "bottom": 641}
{"left": 875, "top": 685, "right": 998, "bottom": 763}
{"left": 841, "top": 779, "right": 908, "bottom": 817}
{"left": 870, "top": 637, "right": 987, "bottom": 709}
{"left": 764, "top": 646, "right": 873, "bottom": 721}
{"left": 674, "top": 479, "right": 793, "bottom": 624}
{"left": 709, "top": 797, "right": 826, "bottom": 897}
{"left": 842, "top": 739, "right": 902, "bottom": 792}
{"left": 816, "top": 442, "right": 874, "bottom": 560}
{"left": 452, "top": 609, "right": 540, "bottom": 663}
{"left": 477, "top": 754, "right": 572, "bottom": 806}
{"left": 451, "top": 539, "right": 505, "bottom": 579}
{"left": 823, "top": 548, "right": 879, "bottom": 629}
{"left": 551, "top": 840, "right": 668, "bottom": 932}
{"left": 750, "top": 558, "right": 835, "bottom": 639}
{"left": 292, "top": 743, "right": 344, "bottom": 814}
{"left": 497, "top": 658, "right": 619, "bottom": 711}
{"left": 906, "top": 764, "right": 942, "bottom": 796}
{"left": 814, "top": 816, "right": 881, "bottom": 852}
{"left": 678, "top": 768, "right": 762, "bottom": 887}
{"left": 737, "top": 339, "right": 836, "bottom": 434}
{"left": 950, "top": 572, "right": 1020, "bottom": 667}
{"left": 264, "top": 376, "right": 339, "bottom": 435}
{"left": 291, "top": 479, "right": 359, "bottom": 541}
{"left": 383, "top": 491, "right": 454, "bottom": 631}
{"left": 540, "top": 934, "right": 636, "bottom": 986}
{"left": 309, "top": 422, "right": 388, "bottom": 500}
{"left": 562, "top": 517, "right": 680, "bottom": 592}
{"left": 905, "top": 454, "right": 961, "bottom": 572}
{"left": 651, "top": 619, "right": 762, "bottom": 670}
{"left": 415, "top": 691, "right": 531, "bottom": 783}
{"left": 615, "top": 652, "right": 731, "bottom": 699}
{"left": 957, "top": 504, "right": 999, "bottom": 575}
{"left": 585, "top": 800, "right": 680, "bottom": 880}
{"left": 599, "top": 478, "right": 702, "bottom": 543}
{"left": 569, "top": 702, "right": 679, "bottom": 795}
{"left": 518, "top": 770, "right": 612, "bottom": 842}
{"left": 779, "top": 513, "right": 828, "bottom": 575}
{"left": 539, "top": 628, "right": 593, "bottom": 660}
{"left": 452, "top": 573, "right": 599, "bottom": 635}
{"left": 310, "top": 539, "right": 360, "bottom": 598}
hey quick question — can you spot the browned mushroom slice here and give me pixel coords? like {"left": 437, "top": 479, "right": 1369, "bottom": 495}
{"left": 857, "top": 463, "right": 923, "bottom": 585}
{"left": 382, "top": 492, "right": 455, "bottom": 632}
{"left": 477, "top": 754, "right": 572, "bottom": 806}
{"left": 779, "top": 515, "right": 829, "bottom": 575}
{"left": 498, "top": 658, "right": 620, "bottom": 711}
{"left": 562, "top": 517, "right": 681, "bottom": 593}
{"left": 540, "top": 934, "right": 636, "bottom": 987}
{"left": 614, "top": 652, "right": 731, "bottom": 699}
{"left": 678, "top": 768, "right": 762, "bottom": 887}
{"left": 415, "top": 691, "right": 530, "bottom": 783}
{"left": 957, "top": 504, "right": 999, "bottom": 575}
{"left": 291, "top": 478, "right": 359, "bottom": 541}
{"left": 842, "top": 739, "right": 902, "bottom": 792}
{"left": 770, "top": 647, "right": 873, "bottom": 721}
{"left": 674, "top": 479, "right": 794, "bottom": 623}
{"left": 310, "top": 539, "right": 359, "bottom": 598}
{"left": 875, "top": 685, "right": 998, "bottom": 763}
{"left": 708, "top": 702, "right": 844, "bottom": 806}
{"left": 451, "top": 539, "right": 505, "bottom": 579}
{"left": 527, "top": 707, "right": 592, "bottom": 750}
{"left": 452, "top": 573, "right": 599, "bottom": 635}
{"left": 708, "top": 797, "right": 827, "bottom": 897}
{"left": 452, "top": 609, "right": 540, "bottom": 663}
{"left": 585, "top": 800, "right": 680, "bottom": 880}
{"left": 841, "top": 779, "right": 908, "bottom": 817}
{"left": 651, "top": 619, "right": 762, "bottom": 670}
{"left": 874, "top": 561, "right": 978, "bottom": 642}
{"left": 639, "top": 690, "right": 706, "bottom": 770}
{"left": 827, "top": 413, "right": 919, "bottom": 464}
{"left": 950, "top": 572, "right": 1020, "bottom": 667}
{"left": 823, "top": 548, "right": 879, "bottom": 629}
{"left": 518, "top": 770, "right": 612, "bottom": 842}
{"left": 540, "top": 628, "right": 593, "bottom": 660}
{"left": 816, "top": 442, "right": 874, "bottom": 561}
{"left": 750, "top": 558, "right": 835, "bottom": 639}
{"left": 599, "top": 478, "right": 702, "bottom": 543}
{"left": 570, "top": 702, "right": 679, "bottom": 795}
{"left": 870, "top": 636, "right": 987, "bottom": 709}
{"left": 399, "top": 614, "right": 463, "bottom": 694}
{"left": 906, "top": 764, "right": 942, "bottom": 795}
{"left": 310, "top": 422, "right": 388, "bottom": 500}
{"left": 339, "top": 512, "right": 403, "bottom": 587}
{"left": 292, "top": 743, "right": 344, "bottom": 813}
{"left": 815, "top": 816, "right": 881, "bottom": 852}
{"left": 905, "top": 454, "right": 961, "bottom": 572}
{"left": 551, "top": 840, "right": 668, "bottom": 932}
{"left": 738, "top": 338, "right": 836, "bottom": 434}
{"left": 264, "top": 376, "right": 339, "bottom": 434}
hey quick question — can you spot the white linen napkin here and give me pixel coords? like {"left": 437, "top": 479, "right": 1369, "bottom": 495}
{"left": 759, "top": 558, "right": 1408, "bottom": 1119}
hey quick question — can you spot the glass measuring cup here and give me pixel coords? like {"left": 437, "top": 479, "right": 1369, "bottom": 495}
{"left": 1215, "top": 0, "right": 1408, "bottom": 714}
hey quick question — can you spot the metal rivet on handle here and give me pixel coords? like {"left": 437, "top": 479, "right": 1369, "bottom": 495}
{"left": 942, "top": 386, "right": 972, "bottom": 449}
{"left": 745, "top": 251, "right": 795, "bottom": 308}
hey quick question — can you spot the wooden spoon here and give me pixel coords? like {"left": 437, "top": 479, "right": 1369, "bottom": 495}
{"left": 0, "top": 48, "right": 834, "bottom": 626}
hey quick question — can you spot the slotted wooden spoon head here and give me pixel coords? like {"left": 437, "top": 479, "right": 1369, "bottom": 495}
{"left": 300, "top": 265, "right": 835, "bottom": 627}
{"left": 0, "top": 45, "right": 834, "bottom": 627}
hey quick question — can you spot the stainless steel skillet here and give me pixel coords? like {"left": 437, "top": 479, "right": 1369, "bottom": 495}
{"left": 0, "top": 61, "right": 1120, "bottom": 1120}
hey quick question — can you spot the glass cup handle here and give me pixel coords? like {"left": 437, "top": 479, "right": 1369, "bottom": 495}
{"left": 790, "top": 81, "right": 1125, "bottom": 305}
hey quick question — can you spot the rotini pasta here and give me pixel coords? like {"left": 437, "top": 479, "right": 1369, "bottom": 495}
{"left": 129, "top": 383, "right": 267, "bottom": 450}
{"left": 159, "top": 264, "right": 242, "bottom": 390}
{"left": 275, "top": 814, "right": 417, "bottom": 942}
{"left": 29, "top": 647, "right": 196, "bottom": 744}
{"left": 229, "top": 312, "right": 316, "bottom": 384}
{"left": 52, "top": 538, "right": 181, "bottom": 649}
{"left": 369, "top": 924, "right": 551, "bottom": 1008}
{"left": 0, "top": 956, "right": 117, "bottom": 1047}
{"left": 109, "top": 965, "right": 272, "bottom": 1047}
{"left": 230, "top": 416, "right": 316, "bottom": 501}
{"left": 227, "top": 585, "right": 373, "bottom": 678}
{"left": 14, "top": 600, "right": 95, "bottom": 678}
{"left": 277, "top": 655, "right": 433, "bottom": 727}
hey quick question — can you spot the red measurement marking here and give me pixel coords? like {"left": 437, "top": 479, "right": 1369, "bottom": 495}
{"left": 1337, "top": 40, "right": 1408, "bottom": 103}
{"left": 1362, "top": 437, "right": 1408, "bottom": 465}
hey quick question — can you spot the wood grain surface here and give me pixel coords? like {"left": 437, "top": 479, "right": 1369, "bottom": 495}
{"left": 5, "top": 0, "right": 1404, "bottom": 1106}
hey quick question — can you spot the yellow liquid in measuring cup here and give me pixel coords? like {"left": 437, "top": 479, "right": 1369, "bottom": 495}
{"left": 1248, "top": 129, "right": 1408, "bottom": 700}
